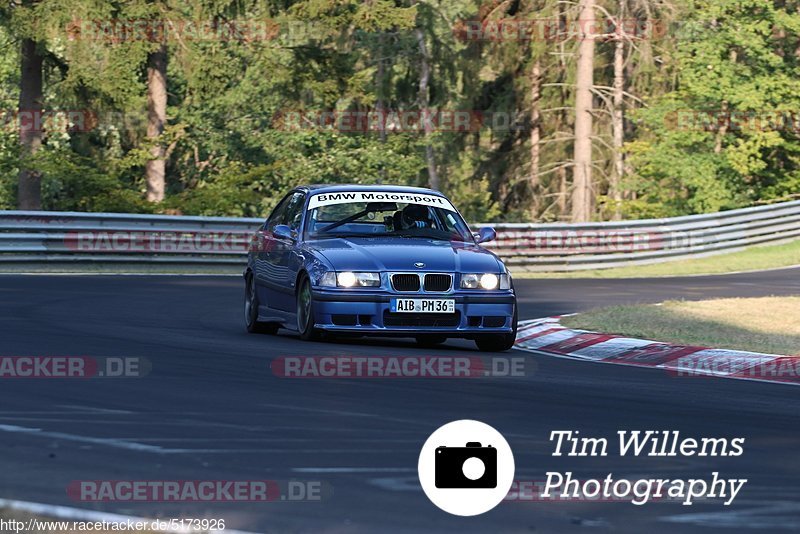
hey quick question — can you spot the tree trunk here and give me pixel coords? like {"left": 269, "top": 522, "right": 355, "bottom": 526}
{"left": 416, "top": 28, "right": 439, "bottom": 191}
{"left": 611, "top": 3, "right": 625, "bottom": 221}
{"left": 145, "top": 44, "right": 168, "bottom": 203}
{"left": 529, "top": 58, "right": 541, "bottom": 221}
{"left": 17, "top": 38, "right": 44, "bottom": 210}
{"left": 714, "top": 52, "right": 735, "bottom": 155}
{"left": 571, "top": 0, "right": 595, "bottom": 222}
{"left": 376, "top": 32, "right": 387, "bottom": 185}
{"left": 556, "top": 0, "right": 569, "bottom": 220}
{"left": 557, "top": 165, "right": 568, "bottom": 216}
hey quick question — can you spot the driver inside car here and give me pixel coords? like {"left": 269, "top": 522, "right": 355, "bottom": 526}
{"left": 395, "top": 204, "right": 432, "bottom": 230}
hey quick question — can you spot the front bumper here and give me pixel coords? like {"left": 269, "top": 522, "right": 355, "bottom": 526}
{"left": 311, "top": 289, "right": 516, "bottom": 337}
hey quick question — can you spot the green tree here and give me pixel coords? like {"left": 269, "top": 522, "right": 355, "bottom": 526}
{"left": 627, "top": 0, "right": 800, "bottom": 216}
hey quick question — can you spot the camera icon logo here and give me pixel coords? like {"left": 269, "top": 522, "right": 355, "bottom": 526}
{"left": 435, "top": 442, "right": 497, "bottom": 488}
{"left": 418, "top": 420, "right": 515, "bottom": 516}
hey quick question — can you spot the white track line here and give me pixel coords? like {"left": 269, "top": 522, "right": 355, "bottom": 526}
{"left": 0, "top": 424, "right": 170, "bottom": 453}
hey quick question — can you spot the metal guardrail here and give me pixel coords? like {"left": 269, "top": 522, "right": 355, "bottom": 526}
{"left": 491, "top": 200, "right": 800, "bottom": 271}
{"left": 1, "top": 200, "right": 799, "bottom": 272}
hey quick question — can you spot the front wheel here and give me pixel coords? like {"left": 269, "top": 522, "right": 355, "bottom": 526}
{"left": 475, "top": 333, "right": 516, "bottom": 352}
{"left": 474, "top": 304, "right": 517, "bottom": 352}
{"left": 296, "top": 276, "right": 321, "bottom": 341}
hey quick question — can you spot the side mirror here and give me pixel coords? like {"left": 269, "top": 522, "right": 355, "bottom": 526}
{"left": 475, "top": 227, "right": 496, "bottom": 244}
{"left": 273, "top": 224, "right": 296, "bottom": 242}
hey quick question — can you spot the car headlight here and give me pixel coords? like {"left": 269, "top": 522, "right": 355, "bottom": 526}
{"left": 320, "top": 271, "right": 381, "bottom": 288}
{"left": 460, "top": 273, "right": 510, "bottom": 290}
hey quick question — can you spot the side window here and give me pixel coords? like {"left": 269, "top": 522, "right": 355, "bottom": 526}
{"left": 284, "top": 192, "right": 307, "bottom": 231}
{"left": 265, "top": 194, "right": 292, "bottom": 232}
{"left": 440, "top": 210, "right": 471, "bottom": 239}
{"left": 442, "top": 212, "right": 459, "bottom": 232}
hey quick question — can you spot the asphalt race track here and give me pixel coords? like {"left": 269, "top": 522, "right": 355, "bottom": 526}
{"left": 1, "top": 268, "right": 800, "bottom": 533}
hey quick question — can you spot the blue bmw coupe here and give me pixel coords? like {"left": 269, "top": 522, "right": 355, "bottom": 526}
{"left": 243, "top": 185, "right": 517, "bottom": 351}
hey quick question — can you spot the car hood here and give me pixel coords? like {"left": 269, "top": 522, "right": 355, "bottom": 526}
{"left": 308, "top": 237, "right": 503, "bottom": 273}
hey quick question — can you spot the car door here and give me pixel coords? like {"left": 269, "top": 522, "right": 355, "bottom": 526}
{"left": 266, "top": 191, "right": 307, "bottom": 312}
{"left": 253, "top": 193, "right": 293, "bottom": 308}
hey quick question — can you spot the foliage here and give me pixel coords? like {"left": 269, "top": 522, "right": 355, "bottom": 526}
{"left": 1, "top": 1, "right": 799, "bottom": 220}
{"left": 628, "top": 0, "right": 800, "bottom": 215}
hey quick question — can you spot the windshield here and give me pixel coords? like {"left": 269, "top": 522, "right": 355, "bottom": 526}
{"left": 305, "top": 192, "right": 474, "bottom": 242}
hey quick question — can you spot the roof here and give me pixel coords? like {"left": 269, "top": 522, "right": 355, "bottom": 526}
{"left": 300, "top": 184, "right": 444, "bottom": 196}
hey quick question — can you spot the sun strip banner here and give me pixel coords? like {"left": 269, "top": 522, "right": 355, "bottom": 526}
{"left": 308, "top": 191, "right": 456, "bottom": 212}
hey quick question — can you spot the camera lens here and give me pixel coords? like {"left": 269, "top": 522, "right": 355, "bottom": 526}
{"left": 462, "top": 457, "right": 485, "bottom": 481}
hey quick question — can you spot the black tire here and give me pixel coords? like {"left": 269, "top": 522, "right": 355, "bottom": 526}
{"left": 296, "top": 275, "right": 321, "bottom": 341}
{"left": 474, "top": 303, "right": 518, "bottom": 352}
{"left": 415, "top": 335, "right": 447, "bottom": 348}
{"left": 244, "top": 274, "right": 279, "bottom": 335}
{"left": 475, "top": 334, "right": 516, "bottom": 352}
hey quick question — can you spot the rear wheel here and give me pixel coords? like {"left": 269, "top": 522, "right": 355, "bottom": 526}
{"left": 244, "top": 274, "right": 279, "bottom": 335}
{"left": 297, "top": 275, "right": 321, "bottom": 341}
{"left": 415, "top": 335, "right": 447, "bottom": 348}
{"left": 474, "top": 304, "right": 517, "bottom": 352}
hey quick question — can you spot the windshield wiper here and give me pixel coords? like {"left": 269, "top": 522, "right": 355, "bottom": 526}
{"left": 318, "top": 209, "right": 371, "bottom": 233}
{"left": 312, "top": 232, "right": 382, "bottom": 239}
{"left": 395, "top": 233, "right": 442, "bottom": 240}
{"left": 394, "top": 232, "right": 469, "bottom": 242}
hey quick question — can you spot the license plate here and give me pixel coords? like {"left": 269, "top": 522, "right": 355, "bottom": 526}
{"left": 390, "top": 299, "right": 455, "bottom": 314}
